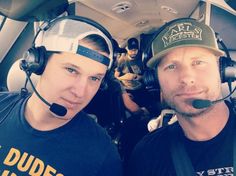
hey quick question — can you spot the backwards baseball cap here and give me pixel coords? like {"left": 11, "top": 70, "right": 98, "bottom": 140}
{"left": 35, "top": 16, "right": 113, "bottom": 69}
{"left": 147, "top": 18, "right": 225, "bottom": 68}
{"left": 127, "top": 38, "right": 139, "bottom": 50}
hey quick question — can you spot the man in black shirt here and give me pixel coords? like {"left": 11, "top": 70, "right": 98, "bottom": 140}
{"left": 0, "top": 16, "right": 122, "bottom": 176}
{"left": 127, "top": 18, "right": 235, "bottom": 176}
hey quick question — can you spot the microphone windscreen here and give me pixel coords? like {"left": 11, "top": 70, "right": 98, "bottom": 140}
{"left": 192, "top": 99, "right": 212, "bottom": 109}
{"left": 50, "top": 103, "right": 67, "bottom": 116}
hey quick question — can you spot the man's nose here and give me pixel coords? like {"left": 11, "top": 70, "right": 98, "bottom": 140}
{"left": 71, "top": 78, "right": 87, "bottom": 98}
{"left": 179, "top": 66, "right": 196, "bottom": 86}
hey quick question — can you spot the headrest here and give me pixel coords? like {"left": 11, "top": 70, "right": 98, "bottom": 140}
{"left": 7, "top": 59, "right": 39, "bottom": 92}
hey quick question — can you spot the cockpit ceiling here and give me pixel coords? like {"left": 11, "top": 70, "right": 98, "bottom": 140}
{"left": 73, "top": 0, "right": 200, "bottom": 44}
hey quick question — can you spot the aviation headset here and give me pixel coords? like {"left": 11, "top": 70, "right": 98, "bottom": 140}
{"left": 20, "top": 15, "right": 115, "bottom": 89}
{"left": 142, "top": 18, "right": 235, "bottom": 90}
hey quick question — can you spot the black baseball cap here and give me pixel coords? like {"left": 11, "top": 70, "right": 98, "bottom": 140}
{"left": 127, "top": 38, "right": 139, "bottom": 50}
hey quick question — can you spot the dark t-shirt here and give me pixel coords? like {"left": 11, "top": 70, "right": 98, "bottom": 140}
{"left": 127, "top": 104, "right": 234, "bottom": 176}
{"left": 0, "top": 92, "right": 123, "bottom": 176}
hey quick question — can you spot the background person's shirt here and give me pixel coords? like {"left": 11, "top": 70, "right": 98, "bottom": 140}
{"left": 116, "top": 55, "right": 144, "bottom": 90}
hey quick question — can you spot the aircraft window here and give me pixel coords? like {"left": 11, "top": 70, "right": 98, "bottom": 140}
{"left": 0, "top": 15, "right": 6, "bottom": 31}
{"left": 210, "top": 4, "right": 236, "bottom": 51}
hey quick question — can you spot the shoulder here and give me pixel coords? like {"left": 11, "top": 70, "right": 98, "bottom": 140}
{"left": 0, "top": 91, "right": 20, "bottom": 99}
{"left": 0, "top": 91, "right": 30, "bottom": 122}
{"left": 76, "top": 112, "right": 122, "bottom": 174}
{"left": 130, "top": 125, "right": 170, "bottom": 164}
{"left": 137, "top": 121, "right": 181, "bottom": 146}
{"left": 0, "top": 91, "right": 25, "bottom": 106}
{"left": 127, "top": 123, "right": 180, "bottom": 175}
{"left": 74, "top": 111, "right": 114, "bottom": 144}
{"left": 68, "top": 111, "right": 120, "bottom": 155}
{"left": 134, "top": 125, "right": 171, "bottom": 153}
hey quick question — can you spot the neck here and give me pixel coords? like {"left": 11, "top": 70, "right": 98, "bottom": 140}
{"left": 25, "top": 93, "right": 70, "bottom": 131}
{"left": 177, "top": 102, "right": 229, "bottom": 141}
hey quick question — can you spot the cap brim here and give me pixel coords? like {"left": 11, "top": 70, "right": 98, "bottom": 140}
{"left": 147, "top": 45, "right": 225, "bottom": 68}
{"left": 128, "top": 47, "right": 138, "bottom": 50}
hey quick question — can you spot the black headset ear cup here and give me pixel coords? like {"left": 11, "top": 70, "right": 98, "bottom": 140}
{"left": 219, "top": 56, "right": 235, "bottom": 83}
{"left": 22, "top": 46, "right": 47, "bottom": 75}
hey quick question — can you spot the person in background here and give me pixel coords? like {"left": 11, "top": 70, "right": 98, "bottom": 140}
{"left": 115, "top": 37, "right": 151, "bottom": 115}
{"left": 114, "top": 38, "right": 157, "bottom": 165}
{"left": 0, "top": 16, "right": 122, "bottom": 176}
{"left": 126, "top": 18, "right": 234, "bottom": 176}
{"left": 84, "top": 38, "right": 146, "bottom": 134}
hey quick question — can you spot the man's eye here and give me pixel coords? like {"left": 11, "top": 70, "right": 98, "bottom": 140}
{"left": 193, "top": 60, "right": 204, "bottom": 65}
{"left": 192, "top": 60, "right": 208, "bottom": 67}
{"left": 66, "top": 67, "right": 77, "bottom": 74}
{"left": 165, "top": 64, "right": 176, "bottom": 70}
{"left": 90, "top": 76, "right": 102, "bottom": 82}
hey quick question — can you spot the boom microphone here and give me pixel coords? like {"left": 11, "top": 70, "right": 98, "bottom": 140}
{"left": 192, "top": 86, "right": 236, "bottom": 109}
{"left": 192, "top": 99, "right": 219, "bottom": 109}
{"left": 25, "top": 72, "right": 67, "bottom": 117}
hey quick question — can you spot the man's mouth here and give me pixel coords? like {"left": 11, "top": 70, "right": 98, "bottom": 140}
{"left": 176, "top": 91, "right": 203, "bottom": 97}
{"left": 174, "top": 90, "right": 207, "bottom": 103}
{"left": 62, "top": 98, "right": 82, "bottom": 108}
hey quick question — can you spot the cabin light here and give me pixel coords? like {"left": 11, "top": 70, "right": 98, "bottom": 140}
{"left": 161, "top": 5, "right": 178, "bottom": 14}
{"left": 112, "top": 1, "right": 132, "bottom": 14}
{"left": 135, "top": 20, "right": 149, "bottom": 27}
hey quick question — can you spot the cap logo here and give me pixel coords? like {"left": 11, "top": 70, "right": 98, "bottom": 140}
{"left": 162, "top": 22, "right": 202, "bottom": 48}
